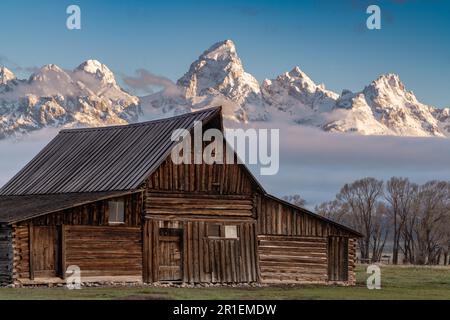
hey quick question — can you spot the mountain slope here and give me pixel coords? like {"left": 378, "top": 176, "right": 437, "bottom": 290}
{"left": 324, "top": 74, "right": 448, "bottom": 137}
{"left": 0, "top": 60, "right": 140, "bottom": 139}
{"left": 1, "top": 40, "right": 448, "bottom": 139}
{"left": 143, "top": 40, "right": 449, "bottom": 138}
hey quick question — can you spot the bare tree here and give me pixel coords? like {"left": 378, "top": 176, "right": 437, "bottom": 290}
{"left": 335, "top": 177, "right": 385, "bottom": 261}
{"left": 370, "top": 202, "right": 390, "bottom": 262}
{"left": 385, "top": 177, "right": 418, "bottom": 264}
{"left": 317, "top": 177, "right": 450, "bottom": 265}
{"left": 283, "top": 194, "right": 306, "bottom": 207}
{"left": 412, "top": 181, "right": 450, "bottom": 265}
{"left": 315, "top": 199, "right": 347, "bottom": 222}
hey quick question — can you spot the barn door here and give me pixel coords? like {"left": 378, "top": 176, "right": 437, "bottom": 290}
{"left": 32, "top": 226, "right": 61, "bottom": 278}
{"left": 328, "top": 236, "right": 349, "bottom": 282}
{"left": 158, "top": 228, "right": 183, "bottom": 281}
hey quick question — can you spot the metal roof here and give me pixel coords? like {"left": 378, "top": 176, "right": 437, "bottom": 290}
{"left": 0, "top": 190, "right": 141, "bottom": 224}
{"left": 0, "top": 107, "right": 221, "bottom": 195}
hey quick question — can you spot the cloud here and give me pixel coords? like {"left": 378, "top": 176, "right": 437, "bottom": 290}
{"left": 2, "top": 119, "right": 450, "bottom": 212}
{"left": 0, "top": 54, "right": 39, "bottom": 75}
{"left": 0, "top": 128, "right": 59, "bottom": 187}
{"left": 123, "top": 69, "right": 181, "bottom": 97}
{"left": 234, "top": 120, "right": 450, "bottom": 208}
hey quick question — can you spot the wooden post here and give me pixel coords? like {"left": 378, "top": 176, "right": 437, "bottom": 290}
{"left": 28, "top": 224, "right": 34, "bottom": 280}
{"left": 61, "top": 224, "right": 66, "bottom": 279}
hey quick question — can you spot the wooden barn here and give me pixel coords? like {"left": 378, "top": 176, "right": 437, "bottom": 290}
{"left": 0, "top": 107, "right": 361, "bottom": 286}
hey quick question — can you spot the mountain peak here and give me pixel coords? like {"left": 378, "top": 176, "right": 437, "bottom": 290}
{"left": 0, "top": 66, "right": 16, "bottom": 85}
{"left": 28, "top": 64, "right": 72, "bottom": 84}
{"left": 201, "top": 40, "right": 237, "bottom": 61}
{"left": 177, "top": 39, "right": 259, "bottom": 96}
{"left": 41, "top": 64, "right": 64, "bottom": 72}
{"left": 75, "top": 59, "right": 116, "bottom": 85}
{"left": 371, "top": 73, "right": 405, "bottom": 91}
{"left": 289, "top": 66, "right": 307, "bottom": 78}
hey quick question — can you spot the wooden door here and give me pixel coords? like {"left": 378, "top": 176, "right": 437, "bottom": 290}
{"left": 158, "top": 228, "right": 182, "bottom": 281}
{"left": 327, "top": 236, "right": 349, "bottom": 282}
{"left": 32, "top": 226, "right": 61, "bottom": 278}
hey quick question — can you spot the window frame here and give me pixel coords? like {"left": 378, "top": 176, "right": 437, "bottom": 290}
{"left": 206, "top": 224, "right": 239, "bottom": 240}
{"left": 108, "top": 199, "right": 125, "bottom": 225}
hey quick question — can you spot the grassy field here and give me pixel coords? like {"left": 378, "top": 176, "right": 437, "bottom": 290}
{"left": 0, "top": 265, "right": 449, "bottom": 300}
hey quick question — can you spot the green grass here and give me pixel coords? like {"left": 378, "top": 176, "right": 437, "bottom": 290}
{"left": 0, "top": 265, "right": 449, "bottom": 300}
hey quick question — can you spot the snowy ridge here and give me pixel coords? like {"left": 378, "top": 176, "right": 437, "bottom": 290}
{"left": 143, "top": 40, "right": 450, "bottom": 138}
{"left": 0, "top": 60, "right": 140, "bottom": 139}
{"left": 1, "top": 40, "right": 449, "bottom": 139}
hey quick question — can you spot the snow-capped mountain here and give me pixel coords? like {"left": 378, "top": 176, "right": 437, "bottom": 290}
{"left": 325, "top": 74, "right": 448, "bottom": 137}
{"left": 0, "top": 60, "right": 140, "bottom": 139}
{"left": 1, "top": 40, "right": 449, "bottom": 139}
{"left": 143, "top": 40, "right": 450, "bottom": 137}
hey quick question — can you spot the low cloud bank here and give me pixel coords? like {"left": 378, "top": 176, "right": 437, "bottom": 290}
{"left": 2, "top": 123, "right": 450, "bottom": 209}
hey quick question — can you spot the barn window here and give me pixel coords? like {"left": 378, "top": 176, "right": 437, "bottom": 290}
{"left": 108, "top": 200, "right": 125, "bottom": 224}
{"left": 224, "top": 225, "right": 238, "bottom": 239}
{"left": 207, "top": 224, "right": 221, "bottom": 237}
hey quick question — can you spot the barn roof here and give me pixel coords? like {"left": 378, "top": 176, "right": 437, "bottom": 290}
{"left": 0, "top": 107, "right": 221, "bottom": 196}
{"left": 0, "top": 190, "right": 140, "bottom": 224}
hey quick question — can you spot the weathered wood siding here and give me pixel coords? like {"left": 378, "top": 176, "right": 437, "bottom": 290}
{"left": 256, "top": 195, "right": 357, "bottom": 284}
{"left": 12, "top": 193, "right": 144, "bottom": 281}
{"left": 144, "top": 219, "right": 258, "bottom": 284}
{"left": 258, "top": 235, "right": 327, "bottom": 283}
{"left": 0, "top": 226, "right": 13, "bottom": 285}
{"left": 147, "top": 193, "right": 254, "bottom": 218}
{"left": 148, "top": 159, "right": 255, "bottom": 195}
{"left": 256, "top": 195, "right": 354, "bottom": 237}
{"left": 328, "top": 236, "right": 348, "bottom": 282}
{"left": 13, "top": 225, "right": 29, "bottom": 280}
{"left": 65, "top": 225, "right": 142, "bottom": 277}
{"left": 27, "top": 193, "right": 142, "bottom": 227}
{"left": 144, "top": 141, "right": 259, "bottom": 283}
{"left": 348, "top": 238, "right": 357, "bottom": 285}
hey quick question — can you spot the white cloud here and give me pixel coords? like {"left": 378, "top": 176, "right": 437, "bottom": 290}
{"left": 0, "top": 128, "right": 58, "bottom": 186}
{"left": 1, "top": 122, "right": 450, "bottom": 210}
{"left": 239, "top": 121, "right": 450, "bottom": 208}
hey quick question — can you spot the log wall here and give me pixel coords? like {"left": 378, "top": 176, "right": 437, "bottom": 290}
{"left": 146, "top": 192, "right": 255, "bottom": 218}
{"left": 258, "top": 235, "right": 327, "bottom": 283}
{"left": 256, "top": 195, "right": 358, "bottom": 284}
{"left": 0, "top": 226, "right": 13, "bottom": 285}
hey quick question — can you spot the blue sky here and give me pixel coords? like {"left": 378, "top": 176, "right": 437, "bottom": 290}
{"left": 1, "top": 0, "right": 449, "bottom": 107}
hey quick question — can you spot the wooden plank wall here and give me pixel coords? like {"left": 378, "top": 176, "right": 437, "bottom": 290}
{"left": 258, "top": 235, "right": 327, "bottom": 283}
{"left": 256, "top": 195, "right": 354, "bottom": 237}
{"left": 256, "top": 195, "right": 358, "bottom": 284}
{"left": 148, "top": 159, "right": 255, "bottom": 195}
{"left": 144, "top": 219, "right": 258, "bottom": 284}
{"left": 65, "top": 225, "right": 142, "bottom": 277}
{"left": 328, "top": 236, "right": 349, "bottom": 282}
{"left": 147, "top": 193, "right": 254, "bottom": 218}
{"left": 12, "top": 193, "right": 143, "bottom": 281}
{"left": 0, "top": 226, "right": 13, "bottom": 285}
{"left": 28, "top": 193, "right": 142, "bottom": 227}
